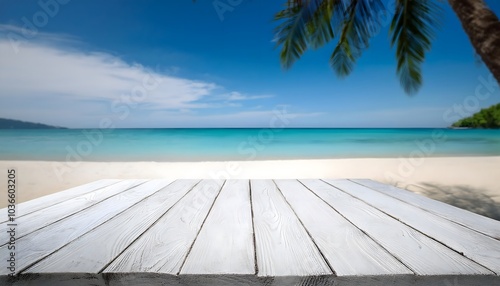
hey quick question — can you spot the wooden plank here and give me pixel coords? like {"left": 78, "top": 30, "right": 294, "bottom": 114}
{"left": 24, "top": 180, "right": 198, "bottom": 274}
{"left": 181, "top": 180, "right": 254, "bottom": 275}
{"left": 274, "top": 179, "right": 412, "bottom": 276}
{"left": 250, "top": 179, "right": 332, "bottom": 277}
{"left": 352, "top": 179, "right": 500, "bottom": 240}
{"left": 328, "top": 179, "right": 500, "bottom": 274}
{"left": 104, "top": 179, "right": 224, "bottom": 274}
{"left": 0, "top": 179, "right": 166, "bottom": 275}
{"left": 0, "top": 180, "right": 145, "bottom": 244}
{"left": 301, "top": 179, "right": 492, "bottom": 276}
{"left": 0, "top": 179, "right": 119, "bottom": 223}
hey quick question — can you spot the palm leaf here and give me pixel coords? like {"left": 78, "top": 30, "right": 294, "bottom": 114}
{"left": 330, "top": 0, "right": 386, "bottom": 77}
{"left": 306, "top": 0, "right": 343, "bottom": 49}
{"left": 274, "top": 0, "right": 331, "bottom": 69}
{"left": 274, "top": 0, "right": 441, "bottom": 96}
{"left": 390, "top": 0, "right": 441, "bottom": 95}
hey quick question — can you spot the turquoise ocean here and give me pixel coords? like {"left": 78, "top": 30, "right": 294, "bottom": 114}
{"left": 0, "top": 128, "right": 499, "bottom": 161}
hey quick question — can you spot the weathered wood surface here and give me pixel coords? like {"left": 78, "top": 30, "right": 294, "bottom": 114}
{"left": 0, "top": 179, "right": 156, "bottom": 275}
{"left": 352, "top": 178, "right": 500, "bottom": 240}
{"left": 274, "top": 179, "right": 412, "bottom": 276}
{"left": 104, "top": 179, "right": 224, "bottom": 274}
{"left": 181, "top": 179, "right": 255, "bottom": 275}
{"left": 24, "top": 179, "right": 194, "bottom": 273}
{"left": 1, "top": 179, "right": 499, "bottom": 286}
{"left": 300, "top": 179, "right": 493, "bottom": 275}
{"left": 251, "top": 179, "right": 332, "bottom": 277}
{"left": 0, "top": 180, "right": 145, "bottom": 243}
{"left": 326, "top": 179, "right": 500, "bottom": 274}
{"left": 0, "top": 179, "right": 119, "bottom": 224}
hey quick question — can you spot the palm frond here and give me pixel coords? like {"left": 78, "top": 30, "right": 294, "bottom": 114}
{"left": 390, "top": 0, "right": 441, "bottom": 95}
{"left": 274, "top": 0, "right": 330, "bottom": 69}
{"left": 306, "top": 0, "right": 342, "bottom": 49}
{"left": 330, "top": 0, "right": 386, "bottom": 77}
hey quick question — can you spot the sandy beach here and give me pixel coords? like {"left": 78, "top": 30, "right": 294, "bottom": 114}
{"left": 1, "top": 156, "right": 499, "bottom": 220}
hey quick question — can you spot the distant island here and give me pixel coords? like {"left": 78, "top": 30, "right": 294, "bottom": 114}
{"left": 0, "top": 118, "right": 67, "bottom": 129}
{"left": 452, "top": 103, "right": 500, "bottom": 129}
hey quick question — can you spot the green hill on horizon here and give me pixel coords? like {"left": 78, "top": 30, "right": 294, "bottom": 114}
{"left": 0, "top": 118, "right": 67, "bottom": 129}
{"left": 452, "top": 103, "right": 500, "bottom": 129}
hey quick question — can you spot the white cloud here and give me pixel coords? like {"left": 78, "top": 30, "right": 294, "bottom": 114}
{"left": 0, "top": 35, "right": 216, "bottom": 110}
{"left": 0, "top": 25, "right": 288, "bottom": 127}
{"left": 0, "top": 24, "right": 80, "bottom": 49}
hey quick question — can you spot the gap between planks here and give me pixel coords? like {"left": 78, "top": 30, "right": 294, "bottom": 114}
{"left": 12, "top": 180, "right": 175, "bottom": 275}
{"left": 335, "top": 179, "right": 500, "bottom": 274}
{"left": 177, "top": 180, "right": 227, "bottom": 275}
{"left": 350, "top": 179, "right": 500, "bottom": 241}
{"left": 97, "top": 180, "right": 203, "bottom": 274}
{"left": 272, "top": 180, "right": 337, "bottom": 276}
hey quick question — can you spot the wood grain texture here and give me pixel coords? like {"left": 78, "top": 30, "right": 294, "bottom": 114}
{"left": 0, "top": 179, "right": 160, "bottom": 275}
{"left": 274, "top": 179, "right": 412, "bottom": 276}
{"left": 0, "top": 180, "right": 145, "bottom": 244}
{"left": 329, "top": 179, "right": 500, "bottom": 274}
{"left": 301, "top": 179, "right": 492, "bottom": 276}
{"left": 181, "top": 180, "right": 255, "bottom": 275}
{"left": 104, "top": 179, "right": 224, "bottom": 274}
{"left": 352, "top": 179, "right": 500, "bottom": 240}
{"left": 0, "top": 179, "right": 119, "bottom": 224}
{"left": 24, "top": 180, "right": 195, "bottom": 274}
{"left": 250, "top": 179, "right": 332, "bottom": 277}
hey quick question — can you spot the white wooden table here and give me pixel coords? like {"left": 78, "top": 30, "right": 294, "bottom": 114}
{"left": 1, "top": 179, "right": 499, "bottom": 285}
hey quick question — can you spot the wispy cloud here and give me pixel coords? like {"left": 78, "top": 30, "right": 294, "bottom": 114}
{"left": 222, "top": 92, "right": 273, "bottom": 101}
{"left": 0, "top": 24, "right": 81, "bottom": 49}
{"left": 0, "top": 27, "right": 217, "bottom": 110}
{"left": 0, "top": 25, "right": 294, "bottom": 127}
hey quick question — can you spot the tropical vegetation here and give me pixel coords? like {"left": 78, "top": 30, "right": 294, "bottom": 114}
{"left": 452, "top": 103, "right": 500, "bottom": 128}
{"left": 274, "top": 0, "right": 500, "bottom": 95}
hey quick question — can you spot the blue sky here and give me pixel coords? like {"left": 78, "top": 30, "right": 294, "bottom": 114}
{"left": 0, "top": 0, "right": 499, "bottom": 128}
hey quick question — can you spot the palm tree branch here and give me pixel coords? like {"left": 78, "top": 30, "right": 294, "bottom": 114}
{"left": 274, "top": 0, "right": 327, "bottom": 69}
{"left": 307, "top": 0, "right": 345, "bottom": 49}
{"left": 330, "top": 0, "right": 386, "bottom": 77}
{"left": 390, "top": 0, "right": 441, "bottom": 95}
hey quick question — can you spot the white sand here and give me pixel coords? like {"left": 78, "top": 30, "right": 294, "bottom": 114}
{"left": 1, "top": 157, "right": 499, "bottom": 219}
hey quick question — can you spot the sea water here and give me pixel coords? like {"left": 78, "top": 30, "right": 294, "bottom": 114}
{"left": 0, "top": 128, "right": 499, "bottom": 161}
